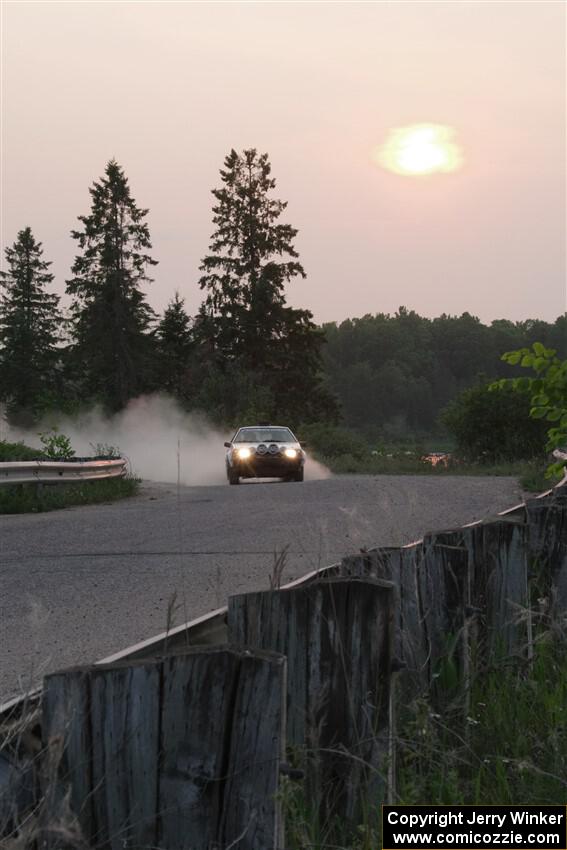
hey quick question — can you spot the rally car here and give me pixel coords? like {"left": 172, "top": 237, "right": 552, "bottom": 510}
{"left": 224, "top": 425, "right": 306, "bottom": 485}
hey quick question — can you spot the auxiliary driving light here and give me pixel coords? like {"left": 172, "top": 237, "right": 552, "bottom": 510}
{"left": 284, "top": 448, "right": 298, "bottom": 459}
{"left": 237, "top": 448, "right": 251, "bottom": 459}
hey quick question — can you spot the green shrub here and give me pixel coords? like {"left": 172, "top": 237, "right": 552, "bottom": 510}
{"left": 441, "top": 381, "right": 548, "bottom": 463}
{"left": 299, "top": 423, "right": 369, "bottom": 459}
{"left": 38, "top": 427, "right": 75, "bottom": 459}
{"left": 0, "top": 439, "right": 45, "bottom": 461}
{"left": 520, "top": 463, "right": 563, "bottom": 493}
{"left": 495, "top": 343, "right": 567, "bottom": 480}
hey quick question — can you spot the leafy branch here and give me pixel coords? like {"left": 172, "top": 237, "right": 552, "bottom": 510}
{"left": 491, "top": 342, "right": 567, "bottom": 478}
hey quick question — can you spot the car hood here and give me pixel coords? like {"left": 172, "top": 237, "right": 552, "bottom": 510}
{"left": 230, "top": 442, "right": 303, "bottom": 452}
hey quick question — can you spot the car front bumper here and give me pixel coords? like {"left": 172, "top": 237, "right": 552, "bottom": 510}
{"left": 230, "top": 456, "right": 304, "bottom": 478}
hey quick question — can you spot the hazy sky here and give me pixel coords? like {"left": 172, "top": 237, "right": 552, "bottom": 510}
{"left": 2, "top": 1, "right": 565, "bottom": 325}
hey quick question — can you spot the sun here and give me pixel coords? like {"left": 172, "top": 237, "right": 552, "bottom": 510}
{"left": 375, "top": 124, "right": 463, "bottom": 176}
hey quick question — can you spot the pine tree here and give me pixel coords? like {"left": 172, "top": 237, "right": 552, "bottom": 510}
{"left": 67, "top": 160, "right": 157, "bottom": 411}
{"left": 0, "top": 227, "right": 62, "bottom": 425}
{"left": 196, "top": 148, "right": 337, "bottom": 423}
{"left": 156, "top": 291, "right": 194, "bottom": 401}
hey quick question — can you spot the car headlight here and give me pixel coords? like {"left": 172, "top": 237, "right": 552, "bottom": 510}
{"left": 237, "top": 448, "right": 251, "bottom": 459}
{"left": 284, "top": 448, "right": 298, "bottom": 459}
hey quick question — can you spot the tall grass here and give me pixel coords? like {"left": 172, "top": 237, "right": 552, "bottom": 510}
{"left": 0, "top": 477, "right": 139, "bottom": 514}
{"left": 282, "top": 633, "right": 567, "bottom": 849}
{"left": 319, "top": 452, "right": 559, "bottom": 492}
{"left": 396, "top": 641, "right": 567, "bottom": 806}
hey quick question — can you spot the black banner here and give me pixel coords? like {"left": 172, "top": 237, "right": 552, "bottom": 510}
{"left": 382, "top": 805, "right": 567, "bottom": 849}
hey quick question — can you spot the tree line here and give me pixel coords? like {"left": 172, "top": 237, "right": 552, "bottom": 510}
{"left": 0, "top": 152, "right": 336, "bottom": 428}
{"left": 1, "top": 151, "right": 564, "bottom": 451}
{"left": 322, "top": 310, "right": 566, "bottom": 441}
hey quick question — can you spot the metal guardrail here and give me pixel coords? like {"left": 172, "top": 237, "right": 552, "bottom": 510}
{"left": 0, "top": 458, "right": 127, "bottom": 486}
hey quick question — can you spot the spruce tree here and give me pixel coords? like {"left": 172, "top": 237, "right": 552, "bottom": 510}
{"left": 156, "top": 291, "right": 194, "bottom": 401}
{"left": 196, "top": 148, "right": 337, "bottom": 423}
{"left": 67, "top": 160, "right": 157, "bottom": 411}
{"left": 0, "top": 227, "right": 62, "bottom": 425}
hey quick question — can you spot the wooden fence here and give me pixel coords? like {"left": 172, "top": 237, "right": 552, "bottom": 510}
{"left": 42, "top": 648, "right": 286, "bottom": 850}
{"left": 228, "top": 578, "right": 393, "bottom": 827}
{"left": 1, "top": 481, "right": 566, "bottom": 848}
{"left": 525, "top": 490, "right": 567, "bottom": 612}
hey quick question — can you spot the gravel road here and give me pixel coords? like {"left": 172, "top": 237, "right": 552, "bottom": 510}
{"left": 0, "top": 474, "right": 525, "bottom": 702}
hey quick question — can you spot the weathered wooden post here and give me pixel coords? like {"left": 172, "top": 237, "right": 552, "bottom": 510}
{"left": 158, "top": 648, "right": 286, "bottom": 850}
{"left": 341, "top": 543, "right": 469, "bottom": 702}
{"left": 340, "top": 547, "right": 422, "bottom": 683}
{"left": 228, "top": 578, "right": 393, "bottom": 828}
{"left": 90, "top": 661, "right": 161, "bottom": 850}
{"left": 416, "top": 542, "right": 469, "bottom": 703}
{"left": 42, "top": 647, "right": 286, "bottom": 850}
{"left": 425, "top": 516, "right": 529, "bottom": 663}
{"left": 525, "top": 492, "right": 567, "bottom": 617}
{"left": 42, "top": 668, "right": 94, "bottom": 846}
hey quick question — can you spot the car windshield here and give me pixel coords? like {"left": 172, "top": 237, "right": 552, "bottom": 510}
{"left": 234, "top": 428, "right": 295, "bottom": 444}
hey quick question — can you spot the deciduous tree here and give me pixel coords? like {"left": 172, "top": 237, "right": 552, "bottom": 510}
{"left": 493, "top": 342, "right": 567, "bottom": 477}
{"left": 442, "top": 380, "right": 547, "bottom": 463}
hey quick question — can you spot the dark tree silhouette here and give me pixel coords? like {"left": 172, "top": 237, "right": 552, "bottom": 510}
{"left": 0, "top": 227, "right": 62, "bottom": 425}
{"left": 67, "top": 160, "right": 157, "bottom": 411}
{"left": 156, "top": 291, "right": 194, "bottom": 402}
{"left": 196, "top": 148, "right": 337, "bottom": 423}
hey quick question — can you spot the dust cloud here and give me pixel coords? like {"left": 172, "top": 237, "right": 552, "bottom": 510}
{"left": 304, "top": 455, "right": 332, "bottom": 482}
{"left": 4, "top": 395, "right": 331, "bottom": 486}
